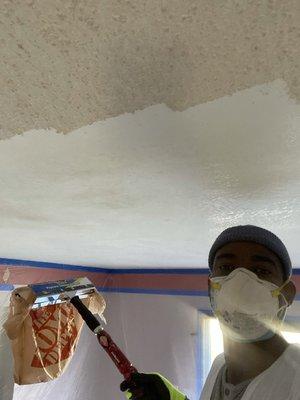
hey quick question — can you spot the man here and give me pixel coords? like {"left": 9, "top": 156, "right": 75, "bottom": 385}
{"left": 120, "top": 225, "right": 300, "bottom": 400}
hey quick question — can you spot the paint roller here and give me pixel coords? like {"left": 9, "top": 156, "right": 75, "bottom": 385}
{"left": 22, "top": 277, "right": 141, "bottom": 392}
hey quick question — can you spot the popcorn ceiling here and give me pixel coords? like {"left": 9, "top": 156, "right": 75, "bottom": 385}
{"left": 0, "top": 0, "right": 299, "bottom": 138}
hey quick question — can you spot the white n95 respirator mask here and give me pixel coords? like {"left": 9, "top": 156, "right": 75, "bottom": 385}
{"left": 209, "top": 268, "right": 289, "bottom": 343}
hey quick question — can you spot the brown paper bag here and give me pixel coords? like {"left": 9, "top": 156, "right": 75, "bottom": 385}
{"left": 4, "top": 287, "right": 106, "bottom": 385}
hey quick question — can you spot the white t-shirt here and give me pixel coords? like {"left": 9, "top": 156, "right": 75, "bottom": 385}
{"left": 200, "top": 344, "right": 300, "bottom": 400}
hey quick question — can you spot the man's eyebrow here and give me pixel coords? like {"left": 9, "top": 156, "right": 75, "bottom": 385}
{"left": 251, "top": 254, "right": 275, "bottom": 266}
{"left": 215, "top": 253, "right": 236, "bottom": 261}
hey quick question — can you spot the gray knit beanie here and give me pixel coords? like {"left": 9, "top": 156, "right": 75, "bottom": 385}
{"left": 208, "top": 225, "right": 292, "bottom": 279}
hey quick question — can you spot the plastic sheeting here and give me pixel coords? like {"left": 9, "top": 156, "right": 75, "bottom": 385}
{"left": 6, "top": 291, "right": 209, "bottom": 400}
{"left": 1, "top": 287, "right": 299, "bottom": 400}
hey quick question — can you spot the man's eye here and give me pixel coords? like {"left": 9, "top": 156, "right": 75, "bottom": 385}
{"left": 253, "top": 267, "right": 271, "bottom": 276}
{"left": 219, "top": 265, "right": 234, "bottom": 273}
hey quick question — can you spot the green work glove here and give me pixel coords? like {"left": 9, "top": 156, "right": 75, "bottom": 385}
{"left": 120, "top": 372, "right": 189, "bottom": 400}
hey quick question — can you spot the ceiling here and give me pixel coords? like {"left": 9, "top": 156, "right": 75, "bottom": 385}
{"left": 0, "top": 1, "right": 299, "bottom": 268}
{"left": 0, "top": 0, "right": 299, "bottom": 138}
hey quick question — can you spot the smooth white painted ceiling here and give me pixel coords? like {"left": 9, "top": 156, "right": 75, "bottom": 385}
{"left": 0, "top": 80, "right": 299, "bottom": 268}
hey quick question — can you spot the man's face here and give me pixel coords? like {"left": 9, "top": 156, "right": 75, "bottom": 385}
{"left": 208, "top": 241, "right": 297, "bottom": 342}
{"left": 211, "top": 241, "right": 285, "bottom": 286}
{"left": 210, "top": 241, "right": 296, "bottom": 307}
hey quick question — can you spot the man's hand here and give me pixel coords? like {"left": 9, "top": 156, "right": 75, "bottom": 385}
{"left": 120, "top": 372, "right": 189, "bottom": 400}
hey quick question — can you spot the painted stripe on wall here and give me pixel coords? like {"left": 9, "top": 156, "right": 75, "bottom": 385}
{"left": 0, "top": 258, "right": 299, "bottom": 296}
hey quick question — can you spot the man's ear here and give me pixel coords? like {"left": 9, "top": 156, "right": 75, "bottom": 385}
{"left": 281, "top": 280, "right": 296, "bottom": 306}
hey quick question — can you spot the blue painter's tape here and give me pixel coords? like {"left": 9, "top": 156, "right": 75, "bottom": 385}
{"left": 0, "top": 284, "right": 14, "bottom": 291}
{"left": 0, "top": 257, "right": 209, "bottom": 274}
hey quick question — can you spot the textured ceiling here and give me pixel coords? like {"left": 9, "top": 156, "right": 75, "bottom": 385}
{"left": 0, "top": 0, "right": 299, "bottom": 139}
